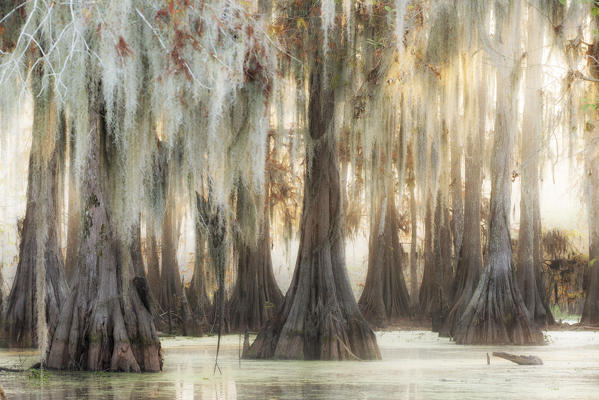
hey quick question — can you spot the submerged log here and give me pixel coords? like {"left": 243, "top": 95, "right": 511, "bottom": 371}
{"left": 492, "top": 352, "right": 543, "bottom": 365}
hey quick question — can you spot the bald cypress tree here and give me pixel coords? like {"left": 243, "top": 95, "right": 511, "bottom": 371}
{"left": 46, "top": 82, "right": 162, "bottom": 371}
{"left": 245, "top": 0, "right": 380, "bottom": 360}
{"left": 4, "top": 81, "right": 68, "bottom": 349}
{"left": 454, "top": 0, "right": 542, "bottom": 345}
{"left": 581, "top": 14, "right": 599, "bottom": 325}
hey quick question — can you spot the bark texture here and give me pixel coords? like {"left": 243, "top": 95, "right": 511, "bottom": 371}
{"left": 46, "top": 89, "right": 162, "bottom": 372}
{"left": 244, "top": 62, "right": 380, "bottom": 360}
{"left": 359, "top": 189, "right": 410, "bottom": 327}
{"left": 4, "top": 89, "right": 68, "bottom": 348}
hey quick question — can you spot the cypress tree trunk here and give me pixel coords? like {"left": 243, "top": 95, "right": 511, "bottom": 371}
{"left": 533, "top": 192, "right": 554, "bottom": 325}
{"left": 358, "top": 184, "right": 411, "bottom": 328}
{"left": 442, "top": 63, "right": 486, "bottom": 337}
{"left": 228, "top": 201, "right": 283, "bottom": 332}
{"left": 418, "top": 193, "right": 437, "bottom": 318}
{"left": 581, "top": 135, "right": 599, "bottom": 324}
{"left": 433, "top": 191, "right": 453, "bottom": 332}
{"left": 64, "top": 129, "right": 80, "bottom": 283}
{"left": 442, "top": 133, "right": 483, "bottom": 337}
{"left": 129, "top": 219, "right": 159, "bottom": 322}
{"left": 130, "top": 219, "right": 146, "bottom": 279}
{"left": 453, "top": 99, "right": 541, "bottom": 344}
{"left": 146, "top": 218, "right": 161, "bottom": 303}
{"left": 159, "top": 195, "right": 195, "bottom": 335}
{"left": 517, "top": 3, "right": 554, "bottom": 327}
{"left": 244, "top": 62, "right": 380, "bottom": 360}
{"left": 186, "top": 225, "right": 211, "bottom": 335}
{"left": 453, "top": 0, "right": 541, "bottom": 344}
{"left": 450, "top": 125, "right": 464, "bottom": 266}
{"left": 409, "top": 174, "right": 419, "bottom": 308}
{"left": 196, "top": 192, "right": 227, "bottom": 344}
{"left": 4, "top": 87, "right": 68, "bottom": 348}
{"left": 581, "top": 34, "right": 599, "bottom": 325}
{"left": 46, "top": 89, "right": 162, "bottom": 372}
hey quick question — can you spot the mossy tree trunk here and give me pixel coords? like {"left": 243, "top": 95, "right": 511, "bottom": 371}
{"left": 46, "top": 87, "right": 162, "bottom": 372}
{"left": 244, "top": 59, "right": 380, "bottom": 360}
{"left": 359, "top": 181, "right": 410, "bottom": 327}
{"left": 4, "top": 86, "right": 68, "bottom": 348}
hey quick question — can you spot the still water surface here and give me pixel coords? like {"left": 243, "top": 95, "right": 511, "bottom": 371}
{"left": 0, "top": 330, "right": 597, "bottom": 399}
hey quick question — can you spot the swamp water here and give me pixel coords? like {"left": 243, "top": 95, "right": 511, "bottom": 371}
{"left": 0, "top": 330, "right": 597, "bottom": 399}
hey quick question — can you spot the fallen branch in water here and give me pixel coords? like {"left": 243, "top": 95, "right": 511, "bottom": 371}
{"left": 0, "top": 367, "right": 24, "bottom": 372}
{"left": 492, "top": 352, "right": 543, "bottom": 365}
{"left": 0, "top": 362, "right": 43, "bottom": 372}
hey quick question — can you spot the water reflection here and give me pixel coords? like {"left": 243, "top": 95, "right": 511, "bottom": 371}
{"left": 0, "top": 331, "right": 598, "bottom": 399}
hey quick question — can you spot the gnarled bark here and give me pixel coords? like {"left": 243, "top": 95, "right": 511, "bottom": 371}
{"left": 4, "top": 89, "right": 68, "bottom": 348}
{"left": 359, "top": 187, "right": 410, "bottom": 327}
{"left": 46, "top": 89, "right": 162, "bottom": 372}
{"left": 244, "top": 62, "right": 380, "bottom": 361}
